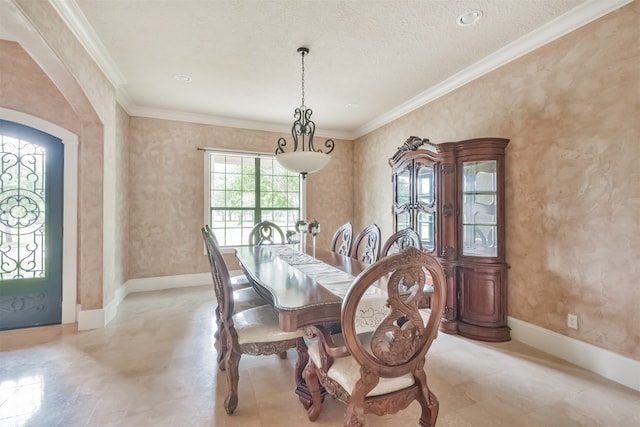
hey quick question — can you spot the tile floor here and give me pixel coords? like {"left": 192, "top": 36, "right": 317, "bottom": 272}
{"left": 0, "top": 285, "right": 638, "bottom": 427}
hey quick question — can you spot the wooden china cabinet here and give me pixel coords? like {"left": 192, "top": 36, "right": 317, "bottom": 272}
{"left": 390, "top": 136, "right": 510, "bottom": 342}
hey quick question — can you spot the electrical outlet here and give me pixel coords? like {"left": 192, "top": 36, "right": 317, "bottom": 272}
{"left": 567, "top": 314, "right": 578, "bottom": 330}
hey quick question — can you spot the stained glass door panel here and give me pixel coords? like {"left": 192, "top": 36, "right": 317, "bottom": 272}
{"left": 0, "top": 120, "right": 63, "bottom": 330}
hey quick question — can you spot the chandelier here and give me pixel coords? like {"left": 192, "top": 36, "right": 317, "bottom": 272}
{"left": 275, "top": 47, "right": 334, "bottom": 178}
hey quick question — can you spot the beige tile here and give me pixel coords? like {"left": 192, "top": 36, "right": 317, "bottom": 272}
{"left": 0, "top": 285, "right": 638, "bottom": 427}
{"left": 455, "top": 399, "right": 547, "bottom": 427}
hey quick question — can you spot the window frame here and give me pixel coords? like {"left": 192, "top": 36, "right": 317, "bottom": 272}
{"left": 203, "top": 148, "right": 306, "bottom": 249}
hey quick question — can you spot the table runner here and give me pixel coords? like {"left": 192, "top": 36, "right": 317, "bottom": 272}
{"left": 275, "top": 246, "right": 390, "bottom": 331}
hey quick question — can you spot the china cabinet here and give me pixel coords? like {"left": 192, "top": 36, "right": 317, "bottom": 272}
{"left": 390, "top": 136, "right": 510, "bottom": 342}
{"left": 390, "top": 138, "right": 438, "bottom": 252}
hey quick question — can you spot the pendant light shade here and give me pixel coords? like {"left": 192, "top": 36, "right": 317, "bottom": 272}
{"left": 275, "top": 47, "right": 334, "bottom": 178}
{"left": 275, "top": 151, "right": 331, "bottom": 175}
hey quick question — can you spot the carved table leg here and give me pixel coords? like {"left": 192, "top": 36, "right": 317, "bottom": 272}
{"left": 296, "top": 379, "right": 327, "bottom": 409}
{"left": 294, "top": 337, "right": 326, "bottom": 409}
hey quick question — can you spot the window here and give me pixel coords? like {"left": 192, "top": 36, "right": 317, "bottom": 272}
{"left": 205, "top": 151, "right": 302, "bottom": 246}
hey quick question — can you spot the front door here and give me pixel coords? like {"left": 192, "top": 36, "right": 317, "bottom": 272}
{"left": 0, "top": 120, "right": 64, "bottom": 330}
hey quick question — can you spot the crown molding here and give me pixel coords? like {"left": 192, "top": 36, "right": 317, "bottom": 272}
{"left": 49, "top": 0, "right": 632, "bottom": 141}
{"left": 124, "top": 103, "right": 354, "bottom": 140}
{"left": 46, "top": 0, "right": 351, "bottom": 140}
{"left": 353, "top": 0, "right": 635, "bottom": 139}
{"left": 114, "top": 85, "right": 135, "bottom": 112}
{"left": 48, "top": 0, "right": 126, "bottom": 89}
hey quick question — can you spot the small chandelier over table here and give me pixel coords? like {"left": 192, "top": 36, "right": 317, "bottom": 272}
{"left": 275, "top": 47, "right": 334, "bottom": 178}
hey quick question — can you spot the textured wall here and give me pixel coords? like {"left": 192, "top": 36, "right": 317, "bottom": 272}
{"left": 127, "top": 117, "right": 353, "bottom": 279}
{"left": 0, "top": 39, "right": 107, "bottom": 310}
{"left": 0, "top": 41, "right": 81, "bottom": 134}
{"left": 353, "top": 3, "right": 639, "bottom": 360}
{"left": 11, "top": 0, "right": 128, "bottom": 310}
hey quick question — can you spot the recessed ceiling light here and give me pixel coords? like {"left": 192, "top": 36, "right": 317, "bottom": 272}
{"left": 174, "top": 74, "right": 192, "bottom": 82}
{"left": 457, "top": 10, "right": 483, "bottom": 26}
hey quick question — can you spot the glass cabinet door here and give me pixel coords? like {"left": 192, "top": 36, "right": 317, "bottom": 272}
{"left": 415, "top": 162, "right": 435, "bottom": 251}
{"left": 417, "top": 211, "right": 435, "bottom": 251}
{"left": 396, "top": 211, "right": 411, "bottom": 231}
{"left": 416, "top": 163, "right": 434, "bottom": 206}
{"left": 396, "top": 166, "right": 411, "bottom": 207}
{"left": 462, "top": 160, "right": 497, "bottom": 257}
{"left": 394, "top": 165, "right": 412, "bottom": 232}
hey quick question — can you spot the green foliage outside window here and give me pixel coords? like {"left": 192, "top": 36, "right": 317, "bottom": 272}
{"left": 208, "top": 152, "right": 301, "bottom": 246}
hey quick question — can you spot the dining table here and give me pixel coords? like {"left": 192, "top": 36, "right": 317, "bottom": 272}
{"left": 234, "top": 244, "right": 389, "bottom": 408}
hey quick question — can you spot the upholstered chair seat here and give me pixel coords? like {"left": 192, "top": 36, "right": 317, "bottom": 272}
{"left": 233, "top": 305, "right": 305, "bottom": 344}
{"left": 232, "top": 286, "right": 267, "bottom": 312}
{"left": 307, "top": 332, "right": 415, "bottom": 397}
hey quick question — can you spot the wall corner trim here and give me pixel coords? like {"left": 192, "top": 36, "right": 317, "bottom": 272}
{"left": 77, "top": 306, "right": 104, "bottom": 331}
{"left": 508, "top": 316, "right": 639, "bottom": 392}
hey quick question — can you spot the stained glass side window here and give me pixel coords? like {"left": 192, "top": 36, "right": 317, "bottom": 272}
{"left": 0, "top": 136, "right": 46, "bottom": 279}
{"left": 207, "top": 152, "right": 301, "bottom": 246}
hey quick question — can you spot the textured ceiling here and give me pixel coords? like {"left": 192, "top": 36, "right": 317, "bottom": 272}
{"left": 14, "top": 1, "right": 635, "bottom": 138}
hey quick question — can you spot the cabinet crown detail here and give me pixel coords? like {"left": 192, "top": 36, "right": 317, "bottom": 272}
{"left": 389, "top": 136, "right": 437, "bottom": 165}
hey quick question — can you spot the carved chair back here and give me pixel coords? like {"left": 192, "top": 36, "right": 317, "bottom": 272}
{"left": 381, "top": 228, "right": 423, "bottom": 257}
{"left": 350, "top": 224, "right": 381, "bottom": 264}
{"left": 202, "top": 225, "right": 235, "bottom": 319}
{"left": 342, "top": 247, "right": 444, "bottom": 377}
{"left": 330, "top": 222, "right": 353, "bottom": 256}
{"left": 303, "top": 247, "right": 446, "bottom": 426}
{"left": 248, "top": 221, "right": 285, "bottom": 246}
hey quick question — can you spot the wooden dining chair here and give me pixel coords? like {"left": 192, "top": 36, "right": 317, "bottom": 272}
{"left": 203, "top": 226, "right": 269, "bottom": 362}
{"left": 302, "top": 247, "right": 446, "bottom": 426}
{"left": 381, "top": 227, "right": 423, "bottom": 257}
{"left": 248, "top": 220, "right": 285, "bottom": 245}
{"left": 330, "top": 222, "right": 353, "bottom": 256}
{"left": 350, "top": 224, "right": 381, "bottom": 264}
{"left": 201, "top": 226, "right": 307, "bottom": 415}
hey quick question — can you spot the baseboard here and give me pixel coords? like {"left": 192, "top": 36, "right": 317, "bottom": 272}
{"left": 77, "top": 305, "right": 105, "bottom": 331}
{"left": 76, "top": 272, "right": 213, "bottom": 330}
{"left": 508, "top": 316, "right": 640, "bottom": 392}
{"left": 126, "top": 272, "right": 211, "bottom": 293}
